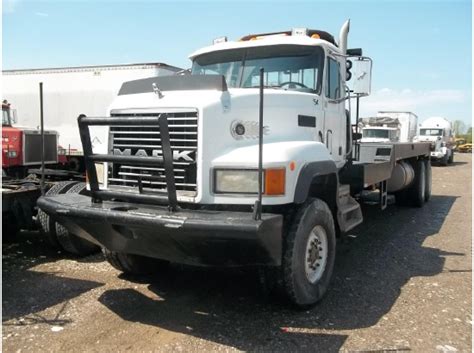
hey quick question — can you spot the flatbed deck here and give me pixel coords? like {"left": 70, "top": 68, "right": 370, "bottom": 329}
{"left": 341, "top": 142, "right": 431, "bottom": 191}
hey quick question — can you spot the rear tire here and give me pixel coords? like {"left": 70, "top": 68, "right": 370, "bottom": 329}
{"left": 281, "top": 198, "right": 336, "bottom": 307}
{"left": 54, "top": 182, "right": 100, "bottom": 256}
{"left": 39, "top": 181, "right": 99, "bottom": 255}
{"left": 424, "top": 160, "right": 432, "bottom": 202}
{"left": 408, "top": 160, "right": 426, "bottom": 208}
{"left": 102, "top": 248, "right": 169, "bottom": 275}
{"left": 38, "top": 181, "right": 80, "bottom": 249}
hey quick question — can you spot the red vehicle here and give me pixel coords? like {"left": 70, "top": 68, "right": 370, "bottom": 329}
{"left": 2, "top": 100, "right": 59, "bottom": 178}
{"left": 2, "top": 100, "right": 98, "bottom": 256}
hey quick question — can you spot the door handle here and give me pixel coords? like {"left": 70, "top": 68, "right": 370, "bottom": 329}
{"left": 326, "top": 130, "right": 333, "bottom": 153}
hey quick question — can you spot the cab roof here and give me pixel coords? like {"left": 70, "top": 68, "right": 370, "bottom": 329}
{"left": 189, "top": 29, "right": 340, "bottom": 60}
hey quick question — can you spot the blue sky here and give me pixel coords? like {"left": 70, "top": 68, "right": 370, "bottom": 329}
{"left": 2, "top": 0, "right": 472, "bottom": 127}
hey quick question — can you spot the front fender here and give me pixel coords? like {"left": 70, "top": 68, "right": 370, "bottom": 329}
{"left": 210, "top": 141, "right": 335, "bottom": 205}
{"left": 212, "top": 141, "right": 333, "bottom": 165}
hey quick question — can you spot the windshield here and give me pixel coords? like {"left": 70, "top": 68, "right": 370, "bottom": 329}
{"left": 191, "top": 45, "right": 324, "bottom": 93}
{"left": 420, "top": 128, "right": 443, "bottom": 136}
{"left": 2, "top": 110, "right": 11, "bottom": 126}
{"left": 363, "top": 129, "right": 389, "bottom": 138}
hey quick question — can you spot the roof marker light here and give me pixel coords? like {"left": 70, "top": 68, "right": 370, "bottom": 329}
{"left": 311, "top": 33, "right": 321, "bottom": 39}
{"left": 213, "top": 36, "right": 228, "bottom": 45}
{"left": 292, "top": 28, "right": 308, "bottom": 36}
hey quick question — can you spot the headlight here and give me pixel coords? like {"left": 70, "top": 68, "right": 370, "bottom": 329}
{"left": 214, "top": 168, "right": 286, "bottom": 195}
{"left": 7, "top": 150, "right": 17, "bottom": 158}
{"left": 214, "top": 169, "right": 260, "bottom": 194}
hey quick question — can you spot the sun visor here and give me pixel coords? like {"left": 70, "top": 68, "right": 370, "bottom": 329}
{"left": 118, "top": 75, "right": 228, "bottom": 95}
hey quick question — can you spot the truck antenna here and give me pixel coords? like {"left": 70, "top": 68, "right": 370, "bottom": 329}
{"left": 253, "top": 67, "right": 264, "bottom": 221}
{"left": 39, "top": 82, "right": 46, "bottom": 196}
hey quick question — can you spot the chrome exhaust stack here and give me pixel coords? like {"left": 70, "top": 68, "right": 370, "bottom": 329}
{"left": 339, "top": 19, "right": 350, "bottom": 55}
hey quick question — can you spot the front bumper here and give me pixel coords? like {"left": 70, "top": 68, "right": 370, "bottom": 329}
{"left": 431, "top": 151, "right": 445, "bottom": 159}
{"left": 37, "top": 194, "right": 283, "bottom": 267}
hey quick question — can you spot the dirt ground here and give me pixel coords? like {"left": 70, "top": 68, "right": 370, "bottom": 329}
{"left": 2, "top": 154, "right": 472, "bottom": 352}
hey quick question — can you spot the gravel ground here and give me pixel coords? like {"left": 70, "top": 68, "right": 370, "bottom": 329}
{"left": 2, "top": 154, "right": 472, "bottom": 352}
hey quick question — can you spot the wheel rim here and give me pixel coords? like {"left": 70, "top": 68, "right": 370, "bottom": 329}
{"left": 305, "top": 225, "right": 329, "bottom": 283}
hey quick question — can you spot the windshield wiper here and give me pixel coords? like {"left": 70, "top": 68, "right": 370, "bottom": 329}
{"left": 247, "top": 85, "right": 282, "bottom": 89}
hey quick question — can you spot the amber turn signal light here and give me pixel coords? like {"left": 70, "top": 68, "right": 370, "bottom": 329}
{"left": 264, "top": 168, "right": 285, "bottom": 196}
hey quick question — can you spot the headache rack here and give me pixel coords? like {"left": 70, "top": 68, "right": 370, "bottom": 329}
{"left": 78, "top": 114, "right": 180, "bottom": 211}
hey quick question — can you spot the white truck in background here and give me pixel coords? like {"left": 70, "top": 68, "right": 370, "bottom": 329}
{"left": 360, "top": 111, "right": 418, "bottom": 143}
{"left": 415, "top": 117, "right": 454, "bottom": 165}
{"left": 2, "top": 62, "right": 182, "bottom": 171}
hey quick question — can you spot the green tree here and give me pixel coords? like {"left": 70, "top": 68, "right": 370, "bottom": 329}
{"left": 452, "top": 120, "right": 466, "bottom": 136}
{"left": 466, "top": 127, "right": 472, "bottom": 143}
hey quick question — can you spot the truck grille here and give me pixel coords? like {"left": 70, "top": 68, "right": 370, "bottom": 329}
{"left": 108, "top": 111, "right": 198, "bottom": 195}
{"left": 23, "top": 131, "right": 58, "bottom": 165}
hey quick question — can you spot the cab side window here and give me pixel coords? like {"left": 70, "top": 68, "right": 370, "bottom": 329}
{"left": 325, "top": 57, "right": 341, "bottom": 99}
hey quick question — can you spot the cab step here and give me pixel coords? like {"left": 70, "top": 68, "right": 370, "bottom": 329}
{"left": 337, "top": 184, "right": 363, "bottom": 233}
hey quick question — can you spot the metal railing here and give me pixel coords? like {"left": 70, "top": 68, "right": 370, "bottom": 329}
{"left": 78, "top": 114, "right": 178, "bottom": 211}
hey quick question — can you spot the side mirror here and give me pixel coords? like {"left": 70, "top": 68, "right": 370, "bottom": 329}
{"left": 353, "top": 132, "right": 362, "bottom": 141}
{"left": 348, "top": 57, "right": 372, "bottom": 96}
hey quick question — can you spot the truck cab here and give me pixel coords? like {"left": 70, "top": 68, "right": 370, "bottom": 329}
{"left": 361, "top": 126, "right": 399, "bottom": 143}
{"left": 360, "top": 122, "right": 400, "bottom": 143}
{"left": 360, "top": 111, "right": 417, "bottom": 144}
{"left": 103, "top": 27, "right": 359, "bottom": 207}
{"left": 2, "top": 100, "right": 17, "bottom": 127}
{"left": 415, "top": 116, "right": 454, "bottom": 165}
{"left": 2, "top": 100, "right": 58, "bottom": 177}
{"left": 2, "top": 100, "right": 23, "bottom": 173}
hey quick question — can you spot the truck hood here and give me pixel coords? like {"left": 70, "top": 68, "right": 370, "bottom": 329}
{"left": 111, "top": 74, "right": 230, "bottom": 112}
{"left": 109, "top": 87, "right": 321, "bottom": 147}
{"left": 109, "top": 89, "right": 229, "bottom": 113}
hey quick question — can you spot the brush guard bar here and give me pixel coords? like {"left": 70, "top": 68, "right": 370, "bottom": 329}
{"left": 78, "top": 114, "right": 179, "bottom": 211}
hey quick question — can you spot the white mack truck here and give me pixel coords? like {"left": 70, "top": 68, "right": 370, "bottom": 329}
{"left": 38, "top": 21, "right": 432, "bottom": 307}
{"left": 414, "top": 116, "right": 454, "bottom": 166}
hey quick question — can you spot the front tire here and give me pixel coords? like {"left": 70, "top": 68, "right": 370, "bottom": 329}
{"left": 103, "top": 248, "right": 169, "bottom": 275}
{"left": 440, "top": 153, "right": 448, "bottom": 166}
{"left": 448, "top": 150, "right": 454, "bottom": 164}
{"left": 282, "top": 199, "right": 336, "bottom": 307}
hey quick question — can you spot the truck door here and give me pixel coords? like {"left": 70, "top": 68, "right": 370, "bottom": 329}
{"left": 323, "top": 56, "right": 345, "bottom": 167}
